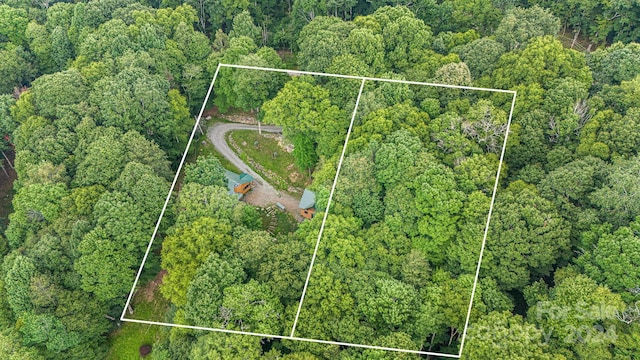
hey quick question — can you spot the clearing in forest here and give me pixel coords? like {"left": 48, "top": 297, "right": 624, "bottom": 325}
{"left": 121, "top": 64, "right": 516, "bottom": 359}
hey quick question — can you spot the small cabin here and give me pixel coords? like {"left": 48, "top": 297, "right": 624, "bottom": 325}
{"left": 298, "top": 189, "right": 316, "bottom": 220}
{"left": 225, "top": 170, "right": 254, "bottom": 199}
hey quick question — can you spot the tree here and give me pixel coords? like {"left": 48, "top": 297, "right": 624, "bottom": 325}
{"left": 160, "top": 217, "right": 232, "bottom": 306}
{"left": 172, "top": 182, "right": 246, "bottom": 227}
{"left": 212, "top": 36, "right": 257, "bottom": 111}
{"left": 432, "top": 62, "right": 472, "bottom": 86}
{"left": 30, "top": 69, "right": 88, "bottom": 119}
{"left": 184, "top": 155, "right": 226, "bottom": 187}
{"left": 414, "top": 161, "right": 465, "bottom": 265}
{"left": 383, "top": 183, "right": 421, "bottom": 238}
{"left": 494, "top": 6, "right": 560, "bottom": 51}
{"left": 438, "top": 0, "right": 501, "bottom": 35}
{"left": 0, "top": 45, "right": 34, "bottom": 95}
{"left": 205, "top": 0, "right": 250, "bottom": 33}
{"left": 492, "top": 36, "right": 592, "bottom": 90}
{"left": 189, "top": 332, "right": 262, "bottom": 359}
{"left": 232, "top": 51, "right": 285, "bottom": 111}
{"left": 587, "top": 42, "right": 640, "bottom": 89}
{"left": 483, "top": 181, "right": 571, "bottom": 290}
{"left": 527, "top": 267, "right": 624, "bottom": 356}
{"left": 297, "top": 16, "right": 354, "bottom": 72}
{"left": 577, "top": 223, "right": 640, "bottom": 303}
{"left": 345, "top": 28, "right": 385, "bottom": 74}
{"left": 4, "top": 254, "right": 36, "bottom": 315}
{"left": 596, "top": 107, "right": 640, "bottom": 158}
{"left": 374, "top": 129, "right": 423, "bottom": 188}
{"left": 295, "top": 264, "right": 356, "bottom": 340}
{"left": 261, "top": 76, "right": 348, "bottom": 157}
{"left": 454, "top": 37, "right": 505, "bottom": 79}
{"left": 0, "top": 331, "right": 44, "bottom": 360}
{"left": 184, "top": 252, "right": 245, "bottom": 327}
{"left": 229, "top": 10, "right": 261, "bottom": 44}
{"left": 228, "top": 229, "right": 275, "bottom": 276}
{"left": 377, "top": 8, "right": 432, "bottom": 71}
{"left": 291, "top": 133, "right": 318, "bottom": 171}
{"left": 75, "top": 225, "right": 138, "bottom": 303}
{"left": 73, "top": 128, "right": 127, "bottom": 188}
{"left": 0, "top": 5, "right": 28, "bottom": 45}
{"left": 219, "top": 279, "right": 284, "bottom": 334}
{"left": 4, "top": 182, "right": 68, "bottom": 248}
{"left": 446, "top": 191, "right": 490, "bottom": 275}
{"left": 590, "top": 156, "right": 640, "bottom": 226}
{"left": 333, "top": 152, "right": 383, "bottom": 225}
{"left": 464, "top": 311, "right": 555, "bottom": 359}
{"left": 453, "top": 154, "right": 500, "bottom": 194}
{"left": 89, "top": 67, "right": 176, "bottom": 151}
{"left": 257, "top": 238, "right": 310, "bottom": 303}
{"left": 50, "top": 26, "right": 73, "bottom": 71}
{"left": 358, "top": 277, "right": 419, "bottom": 333}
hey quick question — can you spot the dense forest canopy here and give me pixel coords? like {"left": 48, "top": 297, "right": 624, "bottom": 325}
{"left": 0, "top": 0, "right": 639, "bottom": 359}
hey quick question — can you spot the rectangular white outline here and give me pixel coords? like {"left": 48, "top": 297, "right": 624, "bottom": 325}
{"left": 121, "top": 63, "right": 517, "bottom": 358}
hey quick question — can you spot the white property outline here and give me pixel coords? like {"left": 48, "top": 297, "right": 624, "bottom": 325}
{"left": 121, "top": 63, "right": 517, "bottom": 358}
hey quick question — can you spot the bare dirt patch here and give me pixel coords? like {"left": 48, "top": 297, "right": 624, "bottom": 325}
{"left": 136, "top": 270, "right": 167, "bottom": 303}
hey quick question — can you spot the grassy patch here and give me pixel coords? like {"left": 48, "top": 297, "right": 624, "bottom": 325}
{"left": 106, "top": 283, "right": 170, "bottom": 360}
{"left": 258, "top": 208, "right": 299, "bottom": 236}
{"left": 275, "top": 210, "right": 299, "bottom": 234}
{"left": 230, "top": 130, "right": 309, "bottom": 191}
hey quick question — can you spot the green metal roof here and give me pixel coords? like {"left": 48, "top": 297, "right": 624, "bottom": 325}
{"left": 298, "top": 189, "right": 316, "bottom": 209}
{"left": 225, "top": 170, "right": 252, "bottom": 199}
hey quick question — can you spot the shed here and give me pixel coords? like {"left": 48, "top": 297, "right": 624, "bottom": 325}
{"left": 298, "top": 189, "right": 316, "bottom": 220}
{"left": 225, "top": 170, "right": 254, "bottom": 199}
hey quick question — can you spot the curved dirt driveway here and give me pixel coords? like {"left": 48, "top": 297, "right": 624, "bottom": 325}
{"left": 207, "top": 123, "right": 302, "bottom": 215}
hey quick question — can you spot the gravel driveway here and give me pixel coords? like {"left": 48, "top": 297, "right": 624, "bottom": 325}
{"left": 207, "top": 123, "right": 302, "bottom": 216}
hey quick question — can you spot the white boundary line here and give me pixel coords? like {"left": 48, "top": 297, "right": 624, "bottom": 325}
{"left": 223, "top": 63, "right": 516, "bottom": 94}
{"left": 121, "top": 63, "right": 517, "bottom": 358}
{"left": 457, "top": 91, "right": 517, "bottom": 357}
{"left": 119, "top": 63, "right": 222, "bottom": 321}
{"left": 119, "top": 318, "right": 461, "bottom": 358}
{"left": 290, "top": 78, "right": 366, "bottom": 336}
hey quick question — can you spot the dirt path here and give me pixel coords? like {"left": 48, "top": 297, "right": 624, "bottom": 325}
{"left": 207, "top": 123, "right": 302, "bottom": 217}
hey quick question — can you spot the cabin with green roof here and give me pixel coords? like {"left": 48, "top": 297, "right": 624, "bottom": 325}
{"left": 298, "top": 189, "right": 316, "bottom": 220}
{"left": 225, "top": 170, "right": 253, "bottom": 199}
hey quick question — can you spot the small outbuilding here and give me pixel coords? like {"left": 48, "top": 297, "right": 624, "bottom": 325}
{"left": 298, "top": 189, "right": 316, "bottom": 220}
{"left": 225, "top": 170, "right": 253, "bottom": 199}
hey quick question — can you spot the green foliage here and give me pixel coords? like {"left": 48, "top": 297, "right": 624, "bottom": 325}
{"left": 160, "top": 216, "right": 232, "bottom": 306}
{"left": 0, "top": 5, "right": 28, "bottom": 45}
{"left": 590, "top": 156, "right": 640, "bottom": 226}
{"left": 527, "top": 267, "right": 624, "bottom": 355}
{"left": 464, "top": 311, "right": 555, "bottom": 359}
{"left": 483, "top": 181, "right": 571, "bottom": 290}
{"left": 0, "top": 45, "right": 34, "bottom": 95}
{"left": 184, "top": 155, "right": 226, "bottom": 187}
{"left": 454, "top": 37, "right": 505, "bottom": 79}
{"left": 494, "top": 6, "right": 560, "bottom": 51}
{"left": 5, "top": 182, "right": 67, "bottom": 248}
{"left": 0, "top": 330, "right": 43, "bottom": 360}
{"left": 577, "top": 223, "right": 640, "bottom": 303}
{"left": 492, "top": 36, "right": 592, "bottom": 90}
{"left": 189, "top": 332, "right": 262, "bottom": 359}
{"left": 262, "top": 76, "right": 348, "bottom": 157}
{"left": 184, "top": 252, "right": 245, "bottom": 326}
{"left": 219, "top": 279, "right": 283, "bottom": 333}
{"left": 229, "top": 10, "right": 261, "bottom": 44}
{"left": 4, "top": 254, "right": 35, "bottom": 315}
{"left": 588, "top": 42, "right": 640, "bottom": 89}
